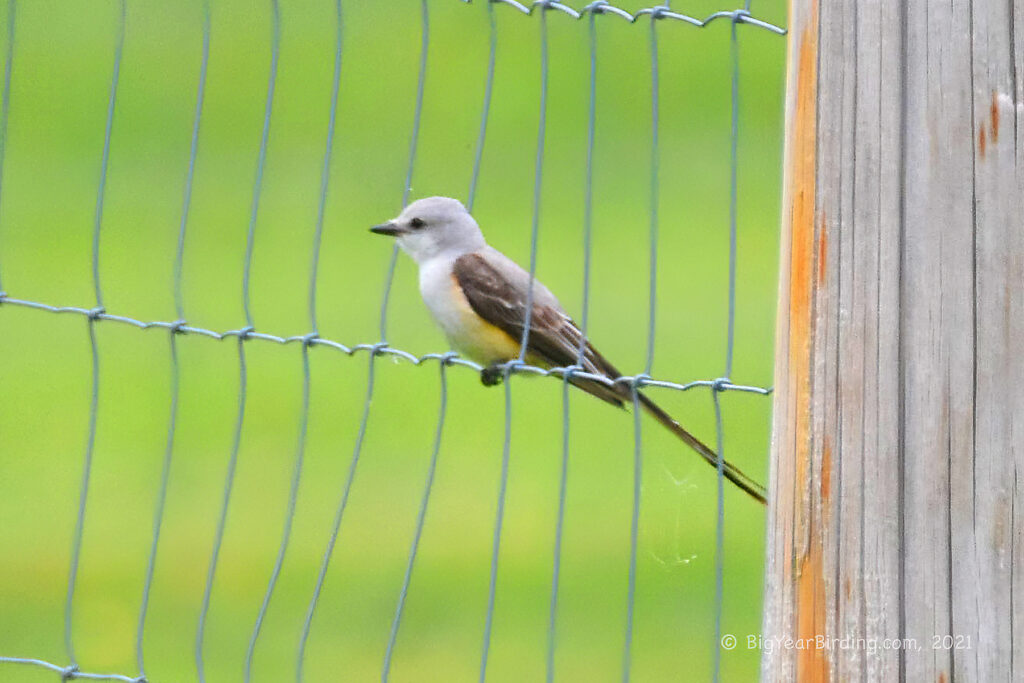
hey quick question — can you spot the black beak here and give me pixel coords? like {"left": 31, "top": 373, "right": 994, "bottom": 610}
{"left": 370, "top": 221, "right": 406, "bottom": 236}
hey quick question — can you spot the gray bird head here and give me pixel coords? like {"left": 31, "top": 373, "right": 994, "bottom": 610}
{"left": 370, "top": 196, "right": 486, "bottom": 263}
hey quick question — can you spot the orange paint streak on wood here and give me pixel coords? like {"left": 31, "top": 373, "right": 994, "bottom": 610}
{"left": 788, "top": 5, "right": 817, "bottom": 505}
{"left": 798, "top": 547, "right": 828, "bottom": 681}
{"left": 786, "top": 2, "right": 828, "bottom": 680}
{"left": 979, "top": 123, "right": 987, "bottom": 159}
{"left": 990, "top": 91, "right": 1000, "bottom": 143}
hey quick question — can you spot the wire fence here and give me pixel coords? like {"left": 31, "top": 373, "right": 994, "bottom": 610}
{"left": 0, "top": 1, "right": 785, "bottom": 681}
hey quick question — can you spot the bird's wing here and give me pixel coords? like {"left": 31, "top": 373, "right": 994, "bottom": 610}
{"left": 453, "top": 251, "right": 626, "bottom": 406}
{"left": 454, "top": 251, "right": 767, "bottom": 503}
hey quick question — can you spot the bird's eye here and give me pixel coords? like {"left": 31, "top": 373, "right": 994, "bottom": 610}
{"left": 410, "top": 217, "right": 426, "bottom": 229}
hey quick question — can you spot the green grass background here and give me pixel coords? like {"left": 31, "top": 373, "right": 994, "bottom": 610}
{"left": 0, "top": 1, "right": 786, "bottom": 681}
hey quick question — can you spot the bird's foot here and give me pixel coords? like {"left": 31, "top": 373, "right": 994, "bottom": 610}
{"left": 480, "top": 364, "right": 504, "bottom": 387}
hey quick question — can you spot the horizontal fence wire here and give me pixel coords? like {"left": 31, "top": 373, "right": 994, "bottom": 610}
{"left": 0, "top": 295, "right": 774, "bottom": 396}
{"left": 0, "top": 1, "right": 784, "bottom": 681}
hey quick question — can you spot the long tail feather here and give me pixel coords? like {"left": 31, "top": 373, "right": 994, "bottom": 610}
{"left": 636, "top": 392, "right": 767, "bottom": 505}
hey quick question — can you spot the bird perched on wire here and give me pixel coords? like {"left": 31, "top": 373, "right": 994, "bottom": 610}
{"left": 371, "top": 196, "right": 766, "bottom": 504}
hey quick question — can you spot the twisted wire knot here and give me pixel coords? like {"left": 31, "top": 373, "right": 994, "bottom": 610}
{"left": 229, "top": 325, "right": 255, "bottom": 341}
{"left": 648, "top": 4, "right": 670, "bottom": 19}
{"left": 731, "top": 8, "right": 751, "bottom": 23}
{"left": 631, "top": 373, "right": 651, "bottom": 390}
{"left": 560, "top": 364, "right": 584, "bottom": 381}
{"left": 502, "top": 359, "right": 525, "bottom": 377}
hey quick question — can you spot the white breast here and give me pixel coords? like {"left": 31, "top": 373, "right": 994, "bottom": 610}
{"left": 419, "top": 256, "right": 463, "bottom": 337}
{"left": 417, "top": 254, "right": 520, "bottom": 364}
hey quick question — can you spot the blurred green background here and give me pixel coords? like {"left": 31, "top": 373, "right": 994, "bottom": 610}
{"left": 0, "top": 0, "right": 786, "bottom": 681}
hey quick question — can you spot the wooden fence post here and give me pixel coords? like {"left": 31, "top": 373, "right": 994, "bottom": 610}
{"left": 762, "top": 0, "right": 1023, "bottom": 680}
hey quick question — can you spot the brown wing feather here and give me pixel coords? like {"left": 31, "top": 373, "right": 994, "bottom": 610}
{"left": 452, "top": 252, "right": 767, "bottom": 504}
{"left": 453, "top": 253, "right": 625, "bottom": 406}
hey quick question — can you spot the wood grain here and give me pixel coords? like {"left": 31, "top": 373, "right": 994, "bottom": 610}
{"left": 762, "top": 1, "right": 1023, "bottom": 680}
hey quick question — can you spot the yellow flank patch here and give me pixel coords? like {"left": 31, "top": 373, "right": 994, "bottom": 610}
{"left": 448, "top": 275, "right": 522, "bottom": 365}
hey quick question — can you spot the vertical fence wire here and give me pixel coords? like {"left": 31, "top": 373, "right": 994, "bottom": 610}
{"left": 288, "top": 6, "right": 344, "bottom": 667}
{"left": 183, "top": 12, "right": 217, "bottom": 682}
{"left": 299, "top": 3, "right": 428, "bottom": 680}
{"left": 0, "top": 0, "right": 14, "bottom": 293}
{"left": 547, "top": 8, "right": 599, "bottom": 682}
{"left": 242, "top": 0, "right": 280, "bottom": 330}
{"left": 548, "top": 375, "right": 572, "bottom": 683}
{"left": 135, "top": 331, "right": 179, "bottom": 678}
{"left": 401, "top": 0, "right": 428, "bottom": 212}
{"left": 245, "top": 341, "right": 312, "bottom": 683}
{"left": 64, "top": 0, "right": 125, "bottom": 668}
{"left": 174, "top": 0, "right": 210, "bottom": 322}
{"left": 195, "top": 338, "right": 247, "bottom": 683}
{"left": 622, "top": 386, "right": 643, "bottom": 683}
{"left": 90, "top": 0, "right": 124, "bottom": 313}
{"left": 644, "top": 12, "right": 660, "bottom": 378}
{"left": 136, "top": 2, "right": 210, "bottom": 676}
{"left": 575, "top": 8, "right": 597, "bottom": 365}
{"left": 308, "top": 0, "right": 342, "bottom": 337}
{"left": 621, "top": 12, "right": 661, "bottom": 682}
{"left": 710, "top": 16, "right": 744, "bottom": 683}
{"left": 199, "top": 2, "right": 280, "bottom": 675}
{"left": 480, "top": 370, "right": 514, "bottom": 683}
{"left": 296, "top": 351, "right": 374, "bottom": 682}
{"left": 381, "top": 360, "right": 450, "bottom": 681}
{"left": 480, "top": 6, "right": 550, "bottom": 681}
{"left": 239, "top": 2, "right": 285, "bottom": 680}
{"left": 724, "top": 18, "right": 740, "bottom": 380}
{"left": 515, "top": 7, "right": 547, "bottom": 363}
{"left": 381, "top": 0, "right": 498, "bottom": 672}
{"left": 378, "top": 0, "right": 428, "bottom": 340}
{"left": 292, "top": 3, "right": 350, "bottom": 678}
{"left": 66, "top": 316, "right": 100, "bottom": 672}
{"left": 466, "top": 0, "right": 495, "bottom": 212}
{"left": 711, "top": 388, "right": 726, "bottom": 682}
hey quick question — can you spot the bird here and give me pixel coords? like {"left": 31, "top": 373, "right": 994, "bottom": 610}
{"left": 370, "top": 196, "right": 766, "bottom": 504}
